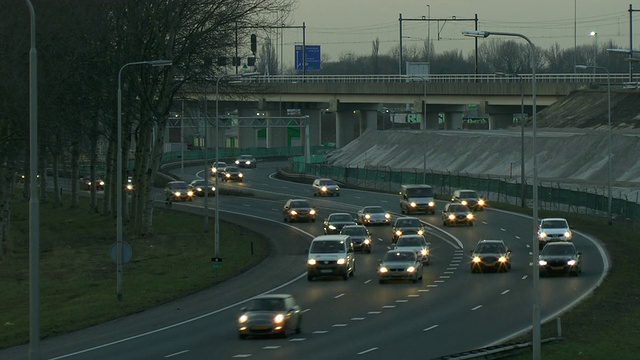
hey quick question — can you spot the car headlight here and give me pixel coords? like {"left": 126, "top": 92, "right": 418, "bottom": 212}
{"left": 395, "top": 230, "right": 402, "bottom": 236}
{"left": 290, "top": 210, "right": 298, "bottom": 216}
{"left": 417, "top": 229, "right": 424, "bottom": 235}
{"left": 211, "top": 187, "right": 216, "bottom": 191}
{"left": 365, "top": 214, "right": 371, "bottom": 219}
{"left": 235, "top": 160, "right": 240, "bottom": 165}
{"left": 309, "top": 209, "right": 316, "bottom": 215}
{"left": 428, "top": 201, "right": 435, "bottom": 207}
{"left": 420, "top": 249, "right": 427, "bottom": 256}
{"left": 406, "top": 266, "right": 416, "bottom": 273}
{"left": 461, "top": 200, "right": 468, "bottom": 206}
{"left": 564, "top": 231, "right": 572, "bottom": 239}
{"left": 174, "top": 191, "right": 181, "bottom": 196}
{"left": 273, "top": 314, "right": 285, "bottom": 324}
{"left": 448, "top": 214, "right": 456, "bottom": 220}
{"left": 337, "top": 258, "right": 346, "bottom": 265}
{"left": 245, "top": 161, "right": 251, "bottom": 165}
{"left": 478, "top": 199, "right": 485, "bottom": 206}
{"left": 99, "top": 181, "right": 105, "bottom": 186}
{"left": 467, "top": 214, "right": 474, "bottom": 220}
{"left": 126, "top": 184, "right": 133, "bottom": 191}
{"left": 379, "top": 266, "right": 388, "bottom": 273}
{"left": 321, "top": 186, "right": 327, "bottom": 192}
{"left": 196, "top": 187, "right": 203, "bottom": 192}
{"left": 410, "top": 202, "right": 417, "bottom": 208}
{"left": 498, "top": 256, "right": 507, "bottom": 263}
{"left": 363, "top": 239, "right": 371, "bottom": 244}
{"left": 472, "top": 256, "right": 481, "bottom": 263}
{"left": 384, "top": 213, "right": 391, "bottom": 219}
{"left": 225, "top": 173, "right": 231, "bottom": 178}
{"left": 238, "top": 173, "right": 243, "bottom": 178}
{"left": 567, "top": 259, "right": 577, "bottom": 266}
{"left": 328, "top": 225, "right": 337, "bottom": 230}
{"left": 538, "top": 232, "right": 548, "bottom": 239}
{"left": 238, "top": 314, "right": 249, "bottom": 323}
{"left": 538, "top": 260, "right": 548, "bottom": 266}
{"left": 308, "top": 259, "right": 317, "bottom": 265}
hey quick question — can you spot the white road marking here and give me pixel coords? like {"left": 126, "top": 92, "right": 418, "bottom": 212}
{"left": 418, "top": 289, "right": 430, "bottom": 292}
{"left": 444, "top": 271, "right": 454, "bottom": 274}
{"left": 500, "top": 228, "right": 507, "bottom": 232}
{"left": 408, "top": 294, "right": 419, "bottom": 297}
{"left": 471, "top": 305, "right": 483, "bottom": 311}
{"left": 364, "top": 279, "right": 372, "bottom": 284}
{"left": 313, "top": 330, "right": 329, "bottom": 334}
{"left": 501, "top": 290, "right": 510, "bottom": 295}
{"left": 351, "top": 317, "right": 365, "bottom": 321}
{"left": 451, "top": 259, "right": 461, "bottom": 263}
{"left": 439, "top": 275, "right": 450, "bottom": 279}
{"left": 368, "top": 311, "right": 382, "bottom": 314}
{"left": 522, "top": 275, "right": 529, "bottom": 280}
{"left": 383, "top": 305, "right": 396, "bottom": 309}
{"left": 333, "top": 323, "right": 348, "bottom": 327}
{"left": 357, "top": 347, "right": 379, "bottom": 355}
{"left": 427, "top": 284, "right": 438, "bottom": 288}
{"left": 289, "top": 338, "right": 306, "bottom": 342}
{"left": 335, "top": 293, "right": 345, "bottom": 299}
{"left": 423, "top": 324, "right": 439, "bottom": 332}
{"left": 302, "top": 309, "right": 311, "bottom": 313}
{"left": 434, "top": 280, "right": 445, "bottom": 283}
{"left": 515, "top": 235, "right": 521, "bottom": 240}
{"left": 396, "top": 299, "right": 408, "bottom": 303}
{"left": 165, "top": 350, "right": 189, "bottom": 358}
{"left": 232, "top": 355, "right": 252, "bottom": 358}
{"left": 263, "top": 346, "right": 281, "bottom": 350}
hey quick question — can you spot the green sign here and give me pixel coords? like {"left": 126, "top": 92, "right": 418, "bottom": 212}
{"left": 407, "top": 114, "right": 422, "bottom": 124}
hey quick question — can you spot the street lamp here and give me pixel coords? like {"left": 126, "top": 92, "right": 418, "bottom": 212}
{"left": 117, "top": 59, "right": 172, "bottom": 302}
{"left": 589, "top": 31, "right": 598, "bottom": 75}
{"left": 575, "top": 64, "right": 612, "bottom": 225}
{"left": 214, "top": 72, "right": 260, "bottom": 259}
{"left": 463, "top": 29, "right": 540, "bottom": 359}
{"left": 495, "top": 72, "right": 526, "bottom": 208}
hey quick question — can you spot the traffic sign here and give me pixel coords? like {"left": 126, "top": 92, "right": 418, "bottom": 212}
{"left": 295, "top": 45, "right": 321, "bottom": 71}
{"left": 109, "top": 241, "right": 133, "bottom": 264}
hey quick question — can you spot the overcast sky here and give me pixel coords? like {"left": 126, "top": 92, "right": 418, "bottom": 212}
{"left": 270, "top": 0, "right": 636, "bottom": 68}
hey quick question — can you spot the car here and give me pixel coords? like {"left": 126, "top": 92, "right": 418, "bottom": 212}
{"left": 188, "top": 179, "right": 216, "bottom": 197}
{"left": 538, "top": 218, "right": 573, "bottom": 250}
{"left": 538, "top": 242, "right": 582, "bottom": 277}
{"left": 399, "top": 184, "right": 436, "bottom": 215}
{"left": 441, "top": 202, "right": 474, "bottom": 226}
{"left": 80, "top": 177, "right": 105, "bottom": 191}
{"left": 222, "top": 166, "right": 244, "bottom": 182}
{"left": 164, "top": 180, "right": 194, "bottom": 202}
{"left": 391, "top": 216, "right": 425, "bottom": 244}
{"left": 237, "top": 294, "right": 302, "bottom": 339}
{"left": 470, "top": 239, "right": 512, "bottom": 273}
{"left": 394, "top": 235, "right": 431, "bottom": 265}
{"left": 283, "top": 199, "right": 317, "bottom": 223}
{"left": 125, "top": 176, "right": 134, "bottom": 192}
{"left": 235, "top": 154, "right": 257, "bottom": 168}
{"left": 340, "top": 224, "right": 372, "bottom": 253}
{"left": 306, "top": 234, "right": 355, "bottom": 281}
{"left": 378, "top": 249, "right": 424, "bottom": 284}
{"left": 211, "top": 161, "right": 228, "bottom": 177}
{"left": 323, "top": 212, "right": 357, "bottom": 234}
{"left": 312, "top": 178, "right": 340, "bottom": 197}
{"left": 356, "top": 205, "right": 392, "bottom": 226}
{"left": 451, "top": 189, "right": 486, "bottom": 211}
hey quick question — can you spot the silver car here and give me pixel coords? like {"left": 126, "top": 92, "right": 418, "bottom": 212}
{"left": 356, "top": 206, "right": 392, "bottom": 226}
{"left": 378, "top": 250, "right": 424, "bottom": 284}
{"left": 237, "top": 294, "right": 302, "bottom": 339}
{"left": 394, "top": 235, "right": 431, "bottom": 265}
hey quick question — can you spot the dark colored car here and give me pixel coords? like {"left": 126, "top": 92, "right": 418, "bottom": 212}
{"left": 340, "top": 224, "right": 372, "bottom": 253}
{"left": 237, "top": 294, "right": 302, "bottom": 339}
{"left": 80, "top": 177, "right": 105, "bottom": 191}
{"left": 235, "top": 155, "right": 257, "bottom": 168}
{"left": 378, "top": 250, "right": 424, "bottom": 284}
{"left": 222, "top": 166, "right": 244, "bottom": 182}
{"left": 538, "top": 242, "right": 582, "bottom": 276}
{"left": 356, "top": 206, "right": 392, "bottom": 226}
{"left": 211, "top": 161, "right": 228, "bottom": 177}
{"left": 451, "top": 189, "right": 486, "bottom": 211}
{"left": 323, "top": 212, "right": 357, "bottom": 234}
{"left": 391, "top": 216, "right": 425, "bottom": 244}
{"left": 283, "top": 199, "right": 317, "bottom": 223}
{"left": 189, "top": 179, "right": 216, "bottom": 197}
{"left": 442, "top": 203, "right": 475, "bottom": 226}
{"left": 164, "top": 181, "right": 194, "bottom": 202}
{"left": 470, "top": 239, "right": 512, "bottom": 273}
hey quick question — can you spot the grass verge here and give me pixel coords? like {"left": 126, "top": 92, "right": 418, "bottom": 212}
{"left": 0, "top": 194, "right": 269, "bottom": 349}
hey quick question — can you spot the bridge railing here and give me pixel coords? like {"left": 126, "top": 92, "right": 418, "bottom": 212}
{"left": 249, "top": 73, "right": 630, "bottom": 84}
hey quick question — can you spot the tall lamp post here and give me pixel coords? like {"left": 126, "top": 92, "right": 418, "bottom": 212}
{"left": 214, "top": 72, "right": 260, "bottom": 258}
{"left": 463, "top": 29, "right": 540, "bottom": 359}
{"left": 117, "top": 59, "right": 172, "bottom": 301}
{"left": 496, "top": 72, "right": 526, "bottom": 208}
{"left": 589, "top": 31, "right": 598, "bottom": 75}
{"left": 576, "top": 64, "right": 612, "bottom": 225}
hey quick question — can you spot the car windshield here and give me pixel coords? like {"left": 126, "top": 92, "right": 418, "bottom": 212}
{"left": 384, "top": 251, "right": 416, "bottom": 262}
{"left": 364, "top": 206, "right": 385, "bottom": 214}
{"left": 406, "top": 187, "right": 433, "bottom": 197}
{"left": 542, "top": 245, "right": 575, "bottom": 256}
{"left": 226, "top": 166, "right": 239, "bottom": 172}
{"left": 319, "top": 179, "right": 336, "bottom": 186}
{"left": 290, "top": 201, "right": 310, "bottom": 208}
{"left": 341, "top": 227, "right": 368, "bottom": 236}
{"left": 459, "top": 191, "right": 478, "bottom": 198}
{"left": 397, "top": 237, "right": 424, "bottom": 246}
{"left": 247, "top": 298, "right": 285, "bottom": 311}
{"left": 310, "top": 240, "right": 345, "bottom": 253}
{"left": 475, "top": 243, "right": 505, "bottom": 253}
{"left": 541, "top": 220, "right": 568, "bottom": 229}
{"left": 397, "top": 219, "right": 421, "bottom": 227}
{"left": 169, "top": 182, "right": 188, "bottom": 190}
{"left": 239, "top": 155, "right": 252, "bottom": 160}
{"left": 330, "top": 214, "right": 353, "bottom": 222}
{"left": 448, "top": 205, "right": 467, "bottom": 212}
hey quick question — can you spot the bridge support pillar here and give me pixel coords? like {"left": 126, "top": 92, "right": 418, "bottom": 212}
{"left": 444, "top": 112, "right": 464, "bottom": 130}
{"left": 360, "top": 110, "right": 378, "bottom": 134}
{"left": 304, "top": 110, "right": 321, "bottom": 147}
{"left": 336, "top": 111, "right": 357, "bottom": 149}
{"left": 425, "top": 111, "right": 440, "bottom": 130}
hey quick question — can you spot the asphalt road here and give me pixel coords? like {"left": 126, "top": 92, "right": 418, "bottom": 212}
{"left": 2, "top": 161, "right": 609, "bottom": 360}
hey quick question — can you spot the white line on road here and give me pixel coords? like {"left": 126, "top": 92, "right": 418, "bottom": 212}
{"left": 263, "top": 346, "right": 281, "bottom": 350}
{"left": 383, "top": 305, "right": 396, "bottom": 309}
{"left": 165, "top": 350, "right": 189, "bottom": 358}
{"left": 333, "top": 323, "right": 348, "bottom": 327}
{"left": 423, "top": 325, "right": 439, "bottom": 332}
{"left": 357, "top": 347, "right": 379, "bottom": 355}
{"left": 368, "top": 311, "right": 382, "bottom": 314}
{"left": 522, "top": 275, "right": 529, "bottom": 280}
{"left": 335, "top": 293, "right": 345, "bottom": 299}
{"left": 408, "top": 294, "right": 419, "bottom": 297}
{"left": 471, "top": 305, "right": 483, "bottom": 311}
{"left": 313, "top": 330, "right": 328, "bottom": 334}
{"left": 396, "top": 299, "right": 408, "bottom": 303}
{"left": 501, "top": 290, "right": 510, "bottom": 295}
{"left": 351, "top": 317, "right": 365, "bottom": 321}
{"left": 289, "top": 338, "right": 306, "bottom": 342}
{"left": 232, "top": 355, "right": 252, "bottom": 358}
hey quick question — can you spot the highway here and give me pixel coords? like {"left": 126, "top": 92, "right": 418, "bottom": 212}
{"left": 2, "top": 161, "right": 608, "bottom": 360}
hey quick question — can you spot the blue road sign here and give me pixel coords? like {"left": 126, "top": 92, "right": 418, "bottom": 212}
{"left": 295, "top": 45, "right": 321, "bottom": 71}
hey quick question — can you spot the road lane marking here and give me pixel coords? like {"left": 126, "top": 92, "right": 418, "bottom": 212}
{"left": 423, "top": 325, "right": 439, "bottom": 332}
{"left": 383, "top": 305, "right": 396, "bottom": 309}
{"left": 501, "top": 290, "right": 510, "bottom": 295}
{"left": 522, "top": 275, "right": 529, "bottom": 280}
{"left": 165, "top": 350, "right": 189, "bottom": 358}
{"left": 396, "top": 299, "right": 408, "bottom": 303}
{"left": 368, "top": 311, "right": 382, "bottom": 314}
{"left": 444, "top": 271, "right": 454, "bottom": 274}
{"left": 313, "top": 330, "right": 328, "bottom": 334}
{"left": 408, "top": 294, "right": 419, "bottom": 297}
{"left": 232, "top": 355, "right": 252, "bottom": 358}
{"left": 333, "top": 323, "right": 348, "bottom": 327}
{"left": 439, "top": 275, "right": 450, "bottom": 279}
{"left": 418, "top": 289, "right": 430, "bottom": 292}
{"left": 263, "top": 346, "right": 281, "bottom": 350}
{"left": 357, "top": 348, "right": 379, "bottom": 355}
{"left": 471, "top": 305, "right": 483, "bottom": 311}
{"left": 434, "top": 280, "right": 445, "bottom": 283}
{"left": 500, "top": 228, "right": 507, "bottom": 232}
{"left": 289, "top": 338, "right": 306, "bottom": 342}
{"left": 427, "top": 284, "right": 438, "bottom": 287}
{"left": 364, "top": 279, "right": 372, "bottom": 284}
{"left": 335, "top": 293, "right": 345, "bottom": 299}
{"left": 351, "top": 317, "right": 365, "bottom": 321}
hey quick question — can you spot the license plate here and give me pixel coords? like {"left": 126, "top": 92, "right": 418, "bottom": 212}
{"left": 321, "top": 269, "right": 332, "bottom": 273}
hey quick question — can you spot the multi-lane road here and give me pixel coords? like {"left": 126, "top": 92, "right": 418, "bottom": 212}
{"left": 2, "top": 161, "right": 608, "bottom": 359}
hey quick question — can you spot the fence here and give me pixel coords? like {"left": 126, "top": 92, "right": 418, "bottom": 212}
{"left": 292, "top": 161, "right": 640, "bottom": 226}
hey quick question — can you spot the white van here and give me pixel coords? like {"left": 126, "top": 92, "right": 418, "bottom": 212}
{"left": 306, "top": 235, "right": 355, "bottom": 281}
{"left": 399, "top": 184, "right": 436, "bottom": 215}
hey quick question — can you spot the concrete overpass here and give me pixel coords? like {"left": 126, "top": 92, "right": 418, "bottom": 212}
{"left": 174, "top": 74, "right": 626, "bottom": 150}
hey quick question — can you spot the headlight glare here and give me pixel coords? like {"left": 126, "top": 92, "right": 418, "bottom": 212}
{"left": 239, "top": 314, "right": 248, "bottom": 323}
{"left": 274, "top": 314, "right": 285, "bottom": 324}
{"left": 406, "top": 266, "right": 416, "bottom": 273}
{"left": 307, "top": 259, "right": 316, "bottom": 265}
{"left": 567, "top": 260, "right": 577, "bottom": 266}
{"left": 379, "top": 267, "right": 388, "bottom": 273}
{"left": 337, "top": 258, "right": 346, "bottom": 265}
{"left": 539, "top": 260, "right": 548, "bottom": 266}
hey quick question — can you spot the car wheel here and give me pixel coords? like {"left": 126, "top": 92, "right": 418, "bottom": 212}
{"left": 379, "top": 279, "right": 385, "bottom": 284}
{"left": 342, "top": 271, "right": 349, "bottom": 280}
{"left": 401, "top": 207, "right": 405, "bottom": 214}
{"left": 350, "top": 264, "right": 355, "bottom": 277}
{"left": 238, "top": 333, "right": 247, "bottom": 340}
{"left": 307, "top": 274, "right": 314, "bottom": 281}
{"left": 295, "top": 319, "right": 301, "bottom": 334}
{"left": 469, "top": 221, "right": 474, "bottom": 226}
{"left": 443, "top": 221, "right": 447, "bottom": 226}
